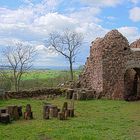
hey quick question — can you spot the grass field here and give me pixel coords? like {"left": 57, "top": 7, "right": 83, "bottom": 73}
{"left": 0, "top": 98, "right": 140, "bottom": 140}
{"left": 22, "top": 70, "right": 81, "bottom": 80}
{"left": 0, "top": 70, "right": 82, "bottom": 91}
{"left": 21, "top": 70, "right": 71, "bottom": 80}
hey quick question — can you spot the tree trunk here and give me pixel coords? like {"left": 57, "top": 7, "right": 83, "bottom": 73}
{"left": 69, "top": 60, "right": 73, "bottom": 81}
{"left": 13, "top": 70, "right": 18, "bottom": 92}
{"left": 17, "top": 73, "right": 23, "bottom": 92}
{"left": 17, "top": 78, "right": 21, "bottom": 92}
{"left": 14, "top": 79, "right": 18, "bottom": 92}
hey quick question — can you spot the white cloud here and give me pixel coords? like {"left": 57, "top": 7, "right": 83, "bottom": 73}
{"left": 81, "top": 0, "right": 123, "bottom": 7}
{"left": 22, "top": 0, "right": 60, "bottom": 13}
{"left": 33, "top": 12, "right": 78, "bottom": 31}
{"left": 1, "top": 0, "right": 140, "bottom": 67}
{"left": 0, "top": 8, "right": 34, "bottom": 24}
{"left": 0, "top": 38, "right": 21, "bottom": 47}
{"left": 42, "top": 0, "right": 60, "bottom": 11}
{"left": 35, "top": 45, "right": 58, "bottom": 57}
{"left": 70, "top": 7, "right": 101, "bottom": 23}
{"left": 130, "top": 0, "right": 140, "bottom": 4}
{"left": 118, "top": 26, "right": 140, "bottom": 42}
{"left": 23, "top": 0, "right": 33, "bottom": 6}
{"left": 76, "top": 22, "right": 108, "bottom": 42}
{"left": 129, "top": 7, "right": 140, "bottom": 22}
{"left": 106, "top": 16, "right": 116, "bottom": 20}
{"left": 0, "top": 5, "right": 107, "bottom": 43}
{"left": 34, "top": 45, "right": 63, "bottom": 67}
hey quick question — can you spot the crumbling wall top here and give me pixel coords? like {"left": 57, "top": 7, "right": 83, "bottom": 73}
{"left": 103, "top": 30, "right": 129, "bottom": 49}
{"left": 130, "top": 39, "right": 140, "bottom": 48}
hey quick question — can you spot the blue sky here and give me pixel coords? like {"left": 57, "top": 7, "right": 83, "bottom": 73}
{"left": 0, "top": 0, "right": 140, "bottom": 68}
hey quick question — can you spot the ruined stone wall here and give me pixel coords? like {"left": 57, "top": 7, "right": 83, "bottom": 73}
{"left": 101, "top": 30, "right": 130, "bottom": 99}
{"left": 0, "top": 88, "right": 65, "bottom": 99}
{"left": 79, "top": 38, "right": 104, "bottom": 93}
{"left": 79, "top": 30, "right": 140, "bottom": 100}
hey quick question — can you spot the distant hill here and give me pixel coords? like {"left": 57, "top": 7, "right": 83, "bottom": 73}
{"left": 0, "top": 65, "right": 12, "bottom": 70}
{"left": 0, "top": 65, "right": 79, "bottom": 70}
{"left": 32, "top": 65, "right": 79, "bottom": 70}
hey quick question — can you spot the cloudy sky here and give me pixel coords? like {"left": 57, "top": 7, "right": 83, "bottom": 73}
{"left": 0, "top": 0, "right": 140, "bottom": 68}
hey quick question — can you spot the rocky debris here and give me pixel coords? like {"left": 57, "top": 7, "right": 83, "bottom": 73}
{"left": 57, "top": 81, "right": 77, "bottom": 89}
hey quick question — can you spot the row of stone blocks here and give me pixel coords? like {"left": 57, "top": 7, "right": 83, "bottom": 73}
{"left": 0, "top": 102, "right": 74, "bottom": 124}
{"left": 43, "top": 102, "right": 74, "bottom": 120}
{"left": 0, "top": 104, "right": 33, "bottom": 124}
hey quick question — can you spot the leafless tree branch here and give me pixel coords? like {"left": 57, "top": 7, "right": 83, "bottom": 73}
{"left": 46, "top": 29, "right": 84, "bottom": 80}
{"left": 1, "top": 42, "right": 36, "bottom": 92}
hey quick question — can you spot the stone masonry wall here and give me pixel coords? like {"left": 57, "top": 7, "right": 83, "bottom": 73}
{"left": 79, "top": 30, "right": 140, "bottom": 100}
{"left": 0, "top": 88, "right": 66, "bottom": 99}
{"left": 79, "top": 38, "right": 104, "bottom": 93}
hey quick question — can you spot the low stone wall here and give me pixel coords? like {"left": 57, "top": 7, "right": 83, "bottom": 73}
{"left": 66, "top": 88, "right": 100, "bottom": 100}
{"left": 0, "top": 88, "right": 102, "bottom": 100}
{"left": 0, "top": 88, "right": 66, "bottom": 99}
{"left": 74, "top": 89, "right": 103, "bottom": 100}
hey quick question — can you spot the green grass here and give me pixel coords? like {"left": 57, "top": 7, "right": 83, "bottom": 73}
{"left": 22, "top": 70, "right": 81, "bottom": 80}
{"left": 22, "top": 70, "right": 64, "bottom": 80}
{"left": 0, "top": 98, "right": 140, "bottom": 140}
{"left": 0, "top": 70, "right": 82, "bottom": 90}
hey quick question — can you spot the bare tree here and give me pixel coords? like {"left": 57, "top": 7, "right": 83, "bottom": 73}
{"left": 47, "top": 29, "right": 84, "bottom": 81}
{"left": 2, "top": 42, "right": 36, "bottom": 92}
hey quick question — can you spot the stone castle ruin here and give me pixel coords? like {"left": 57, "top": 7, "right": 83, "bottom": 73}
{"left": 79, "top": 30, "right": 140, "bottom": 101}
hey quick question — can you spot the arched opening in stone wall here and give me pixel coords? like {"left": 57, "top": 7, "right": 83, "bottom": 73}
{"left": 124, "top": 68, "right": 140, "bottom": 101}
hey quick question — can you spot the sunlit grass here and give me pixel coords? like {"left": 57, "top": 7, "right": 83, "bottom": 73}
{"left": 0, "top": 98, "right": 140, "bottom": 140}
{"left": 21, "top": 70, "right": 81, "bottom": 80}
